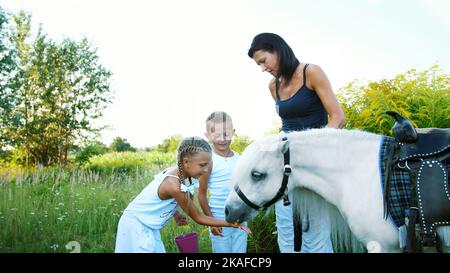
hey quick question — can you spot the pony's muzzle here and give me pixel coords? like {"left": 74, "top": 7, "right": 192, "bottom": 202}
{"left": 224, "top": 203, "right": 252, "bottom": 223}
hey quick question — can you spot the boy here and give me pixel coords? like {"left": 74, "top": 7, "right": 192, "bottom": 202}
{"left": 198, "top": 111, "right": 248, "bottom": 253}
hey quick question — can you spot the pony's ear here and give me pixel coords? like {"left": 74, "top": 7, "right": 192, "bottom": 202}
{"left": 280, "top": 139, "right": 289, "bottom": 154}
{"left": 261, "top": 139, "right": 290, "bottom": 153}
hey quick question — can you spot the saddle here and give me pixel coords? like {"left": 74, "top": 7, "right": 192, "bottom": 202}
{"left": 385, "top": 111, "right": 450, "bottom": 252}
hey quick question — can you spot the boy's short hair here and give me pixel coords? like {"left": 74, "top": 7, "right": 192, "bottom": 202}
{"left": 205, "top": 111, "right": 233, "bottom": 132}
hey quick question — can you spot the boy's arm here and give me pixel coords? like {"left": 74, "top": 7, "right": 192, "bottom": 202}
{"left": 197, "top": 166, "right": 213, "bottom": 217}
{"left": 198, "top": 165, "right": 223, "bottom": 236}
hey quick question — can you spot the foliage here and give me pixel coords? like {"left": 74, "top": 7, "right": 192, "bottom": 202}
{"left": 156, "top": 134, "right": 183, "bottom": 154}
{"left": 0, "top": 10, "right": 113, "bottom": 167}
{"left": 230, "top": 133, "right": 252, "bottom": 154}
{"left": 247, "top": 209, "right": 279, "bottom": 252}
{"left": 337, "top": 65, "right": 450, "bottom": 135}
{"left": 109, "top": 137, "right": 136, "bottom": 153}
{"left": 75, "top": 141, "right": 108, "bottom": 166}
{"left": 0, "top": 7, "right": 18, "bottom": 148}
{"left": 85, "top": 151, "right": 176, "bottom": 175}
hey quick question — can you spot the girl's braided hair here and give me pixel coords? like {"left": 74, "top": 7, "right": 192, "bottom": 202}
{"left": 177, "top": 136, "right": 212, "bottom": 185}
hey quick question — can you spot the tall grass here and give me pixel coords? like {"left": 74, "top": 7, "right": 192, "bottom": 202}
{"left": 0, "top": 151, "right": 277, "bottom": 253}
{"left": 0, "top": 166, "right": 216, "bottom": 253}
{"left": 1, "top": 167, "right": 149, "bottom": 252}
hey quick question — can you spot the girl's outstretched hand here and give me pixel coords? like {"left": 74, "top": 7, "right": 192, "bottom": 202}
{"left": 239, "top": 225, "right": 252, "bottom": 235}
{"left": 231, "top": 221, "right": 252, "bottom": 235}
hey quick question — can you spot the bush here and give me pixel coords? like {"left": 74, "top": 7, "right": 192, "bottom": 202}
{"left": 75, "top": 142, "right": 109, "bottom": 166}
{"left": 84, "top": 151, "right": 176, "bottom": 175}
{"left": 337, "top": 64, "right": 450, "bottom": 135}
{"left": 230, "top": 134, "right": 252, "bottom": 154}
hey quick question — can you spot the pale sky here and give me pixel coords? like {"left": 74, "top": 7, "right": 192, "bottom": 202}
{"left": 1, "top": 0, "right": 449, "bottom": 148}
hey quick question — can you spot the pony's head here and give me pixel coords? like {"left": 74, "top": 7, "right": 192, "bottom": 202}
{"left": 225, "top": 135, "right": 290, "bottom": 223}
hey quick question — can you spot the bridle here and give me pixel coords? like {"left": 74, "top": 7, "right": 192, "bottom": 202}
{"left": 233, "top": 137, "right": 292, "bottom": 211}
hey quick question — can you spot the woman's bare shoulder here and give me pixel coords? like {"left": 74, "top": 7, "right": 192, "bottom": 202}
{"left": 306, "top": 63, "right": 325, "bottom": 77}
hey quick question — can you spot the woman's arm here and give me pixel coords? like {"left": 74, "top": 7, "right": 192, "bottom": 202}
{"left": 308, "top": 64, "right": 345, "bottom": 129}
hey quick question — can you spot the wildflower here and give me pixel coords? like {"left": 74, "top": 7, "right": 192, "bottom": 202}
{"left": 50, "top": 244, "right": 59, "bottom": 251}
{"left": 10, "top": 208, "right": 18, "bottom": 211}
{"left": 77, "top": 209, "right": 83, "bottom": 214}
{"left": 30, "top": 212, "right": 35, "bottom": 215}
{"left": 58, "top": 202, "right": 64, "bottom": 207}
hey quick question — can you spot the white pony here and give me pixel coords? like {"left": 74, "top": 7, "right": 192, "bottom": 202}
{"left": 224, "top": 128, "right": 450, "bottom": 253}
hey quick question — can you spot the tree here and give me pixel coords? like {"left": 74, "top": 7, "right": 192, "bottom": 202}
{"left": 0, "top": 7, "right": 18, "bottom": 151}
{"left": 337, "top": 65, "right": 449, "bottom": 135}
{"left": 1, "top": 10, "right": 113, "bottom": 166}
{"left": 109, "top": 137, "right": 136, "bottom": 152}
{"left": 156, "top": 134, "right": 183, "bottom": 154}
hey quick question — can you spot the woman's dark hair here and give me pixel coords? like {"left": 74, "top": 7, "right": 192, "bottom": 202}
{"left": 247, "top": 33, "right": 300, "bottom": 84}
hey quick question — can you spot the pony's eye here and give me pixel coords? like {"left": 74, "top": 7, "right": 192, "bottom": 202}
{"left": 251, "top": 171, "right": 266, "bottom": 181}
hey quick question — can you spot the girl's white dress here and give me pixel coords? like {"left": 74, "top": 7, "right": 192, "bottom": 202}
{"left": 115, "top": 168, "right": 196, "bottom": 253}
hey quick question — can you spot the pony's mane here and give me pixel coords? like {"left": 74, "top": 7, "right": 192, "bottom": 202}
{"left": 257, "top": 128, "right": 380, "bottom": 145}
{"left": 292, "top": 188, "right": 367, "bottom": 253}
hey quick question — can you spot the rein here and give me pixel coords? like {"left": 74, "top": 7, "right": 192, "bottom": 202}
{"left": 234, "top": 137, "right": 292, "bottom": 210}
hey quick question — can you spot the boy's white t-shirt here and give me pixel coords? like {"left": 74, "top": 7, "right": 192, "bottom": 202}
{"left": 208, "top": 151, "right": 240, "bottom": 219}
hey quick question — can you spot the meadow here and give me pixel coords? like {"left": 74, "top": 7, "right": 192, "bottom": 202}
{"left": 0, "top": 151, "right": 277, "bottom": 253}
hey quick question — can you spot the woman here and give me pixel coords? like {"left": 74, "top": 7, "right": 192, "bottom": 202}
{"left": 247, "top": 33, "right": 345, "bottom": 253}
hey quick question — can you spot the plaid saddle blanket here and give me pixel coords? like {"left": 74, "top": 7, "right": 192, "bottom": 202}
{"left": 380, "top": 136, "right": 411, "bottom": 227}
{"left": 380, "top": 136, "right": 450, "bottom": 228}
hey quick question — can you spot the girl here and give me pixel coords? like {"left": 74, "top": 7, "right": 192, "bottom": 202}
{"left": 115, "top": 136, "right": 244, "bottom": 253}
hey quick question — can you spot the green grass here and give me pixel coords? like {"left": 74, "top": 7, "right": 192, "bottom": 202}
{"left": 1, "top": 167, "right": 148, "bottom": 252}
{"left": 0, "top": 152, "right": 277, "bottom": 253}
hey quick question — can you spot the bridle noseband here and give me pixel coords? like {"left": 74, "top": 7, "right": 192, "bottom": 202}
{"left": 234, "top": 137, "right": 292, "bottom": 211}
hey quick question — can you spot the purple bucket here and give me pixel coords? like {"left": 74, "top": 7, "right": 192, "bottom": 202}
{"left": 174, "top": 232, "right": 199, "bottom": 253}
